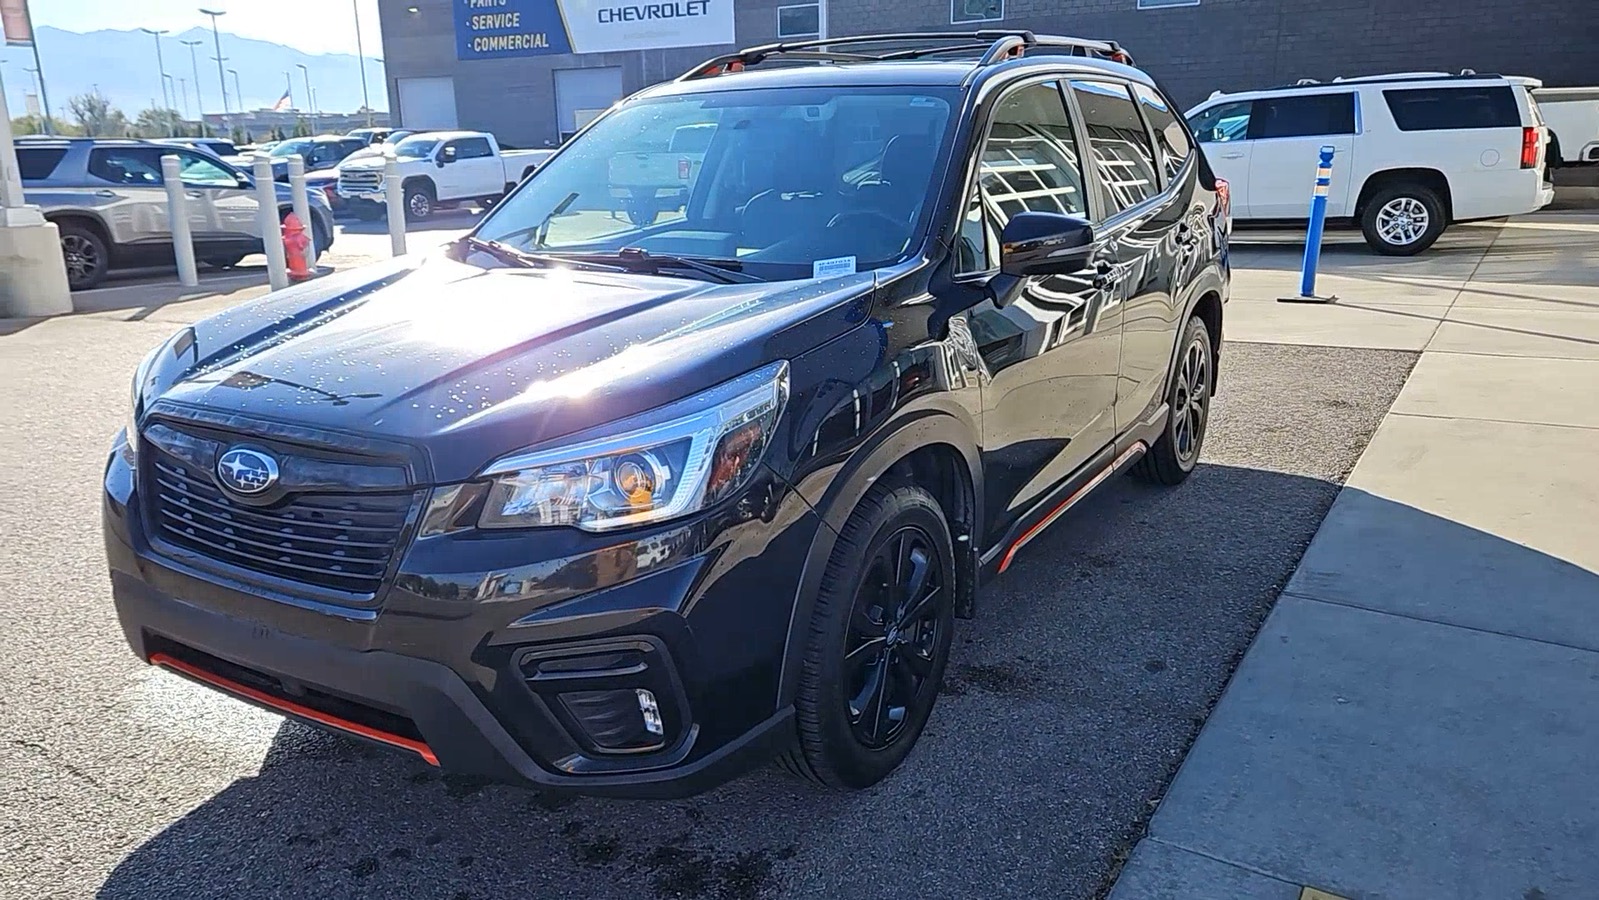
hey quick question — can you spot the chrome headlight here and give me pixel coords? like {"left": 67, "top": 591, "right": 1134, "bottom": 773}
{"left": 477, "top": 361, "right": 789, "bottom": 532}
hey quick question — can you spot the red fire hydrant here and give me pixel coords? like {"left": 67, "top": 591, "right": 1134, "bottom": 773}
{"left": 282, "top": 213, "right": 313, "bottom": 282}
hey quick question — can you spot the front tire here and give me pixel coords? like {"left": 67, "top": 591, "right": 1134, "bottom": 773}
{"left": 1133, "top": 315, "right": 1213, "bottom": 486}
{"left": 1361, "top": 184, "right": 1445, "bottom": 255}
{"left": 404, "top": 183, "right": 434, "bottom": 221}
{"left": 781, "top": 483, "right": 955, "bottom": 790}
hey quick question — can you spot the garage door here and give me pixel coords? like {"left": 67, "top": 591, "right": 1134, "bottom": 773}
{"left": 554, "top": 67, "right": 622, "bottom": 142}
{"left": 397, "top": 77, "right": 459, "bottom": 131}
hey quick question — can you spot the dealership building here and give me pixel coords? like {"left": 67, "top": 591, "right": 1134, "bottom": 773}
{"left": 377, "top": 0, "right": 1595, "bottom": 148}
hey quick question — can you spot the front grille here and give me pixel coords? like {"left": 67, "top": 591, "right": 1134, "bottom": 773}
{"left": 339, "top": 170, "right": 382, "bottom": 193}
{"left": 147, "top": 447, "right": 413, "bottom": 596}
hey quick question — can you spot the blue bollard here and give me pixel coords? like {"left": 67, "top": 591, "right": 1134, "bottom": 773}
{"left": 1279, "top": 144, "right": 1339, "bottom": 304}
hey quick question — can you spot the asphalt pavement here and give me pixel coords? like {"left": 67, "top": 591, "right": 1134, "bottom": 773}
{"left": 0, "top": 295, "right": 1415, "bottom": 900}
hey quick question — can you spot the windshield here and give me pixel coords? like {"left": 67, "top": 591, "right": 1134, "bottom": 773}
{"left": 475, "top": 87, "right": 957, "bottom": 280}
{"left": 395, "top": 136, "right": 440, "bottom": 159}
{"left": 270, "top": 140, "right": 312, "bottom": 157}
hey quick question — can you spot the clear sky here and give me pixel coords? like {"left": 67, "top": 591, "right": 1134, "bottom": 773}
{"left": 29, "top": 0, "right": 383, "bottom": 56}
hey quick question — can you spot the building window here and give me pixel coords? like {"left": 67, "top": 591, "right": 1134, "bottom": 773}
{"left": 951, "top": 0, "right": 1002, "bottom": 25}
{"left": 1137, "top": 0, "right": 1199, "bottom": 8}
{"left": 777, "top": 4, "right": 820, "bottom": 38}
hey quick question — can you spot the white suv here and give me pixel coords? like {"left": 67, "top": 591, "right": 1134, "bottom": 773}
{"left": 1185, "top": 72, "right": 1555, "bottom": 254}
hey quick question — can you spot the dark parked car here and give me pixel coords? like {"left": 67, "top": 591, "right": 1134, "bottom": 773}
{"left": 18, "top": 138, "right": 335, "bottom": 289}
{"left": 106, "top": 32, "right": 1229, "bottom": 797}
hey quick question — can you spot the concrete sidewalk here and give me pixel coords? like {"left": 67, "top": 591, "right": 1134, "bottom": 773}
{"left": 1112, "top": 212, "right": 1599, "bottom": 900}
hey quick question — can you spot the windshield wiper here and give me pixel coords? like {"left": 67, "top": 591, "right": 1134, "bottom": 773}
{"left": 455, "top": 236, "right": 626, "bottom": 273}
{"left": 564, "top": 247, "right": 762, "bottom": 284}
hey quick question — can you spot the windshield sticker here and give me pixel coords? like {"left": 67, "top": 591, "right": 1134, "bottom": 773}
{"left": 813, "top": 256, "right": 857, "bottom": 279}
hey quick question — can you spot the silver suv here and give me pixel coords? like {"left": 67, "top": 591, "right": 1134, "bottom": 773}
{"left": 17, "top": 138, "right": 335, "bottom": 290}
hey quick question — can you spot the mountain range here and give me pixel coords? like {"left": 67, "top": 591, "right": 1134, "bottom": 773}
{"left": 2, "top": 25, "right": 387, "bottom": 121}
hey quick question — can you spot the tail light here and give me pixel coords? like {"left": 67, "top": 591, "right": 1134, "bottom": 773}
{"left": 1521, "top": 127, "right": 1540, "bottom": 169}
{"left": 1215, "top": 178, "right": 1232, "bottom": 231}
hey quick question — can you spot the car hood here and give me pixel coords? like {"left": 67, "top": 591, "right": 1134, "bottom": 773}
{"left": 144, "top": 254, "right": 874, "bottom": 483}
{"left": 340, "top": 155, "right": 389, "bottom": 172}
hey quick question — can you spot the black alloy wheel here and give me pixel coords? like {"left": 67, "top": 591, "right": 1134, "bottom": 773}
{"left": 1133, "top": 315, "right": 1213, "bottom": 485}
{"left": 783, "top": 483, "right": 955, "bottom": 789}
{"left": 843, "top": 525, "right": 946, "bottom": 749}
{"left": 59, "top": 223, "right": 110, "bottom": 290}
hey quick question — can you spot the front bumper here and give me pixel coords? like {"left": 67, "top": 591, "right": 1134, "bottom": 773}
{"left": 104, "top": 437, "right": 818, "bottom": 798}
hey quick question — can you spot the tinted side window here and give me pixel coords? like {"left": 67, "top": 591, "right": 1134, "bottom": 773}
{"left": 87, "top": 148, "right": 167, "bottom": 185}
{"left": 17, "top": 148, "right": 68, "bottom": 180}
{"left": 956, "top": 82, "right": 1086, "bottom": 273}
{"left": 1132, "top": 83, "right": 1191, "bottom": 181}
{"left": 1248, "top": 93, "right": 1356, "bottom": 139}
{"left": 1384, "top": 86, "right": 1520, "bottom": 131}
{"left": 457, "top": 137, "right": 494, "bottom": 159}
{"left": 1070, "top": 79, "right": 1160, "bottom": 213}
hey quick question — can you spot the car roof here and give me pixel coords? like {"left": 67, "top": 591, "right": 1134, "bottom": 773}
{"left": 1198, "top": 71, "right": 1539, "bottom": 105}
{"left": 636, "top": 54, "right": 1155, "bottom": 103}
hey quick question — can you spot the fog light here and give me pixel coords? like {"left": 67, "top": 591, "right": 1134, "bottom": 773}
{"left": 637, "top": 688, "right": 664, "bottom": 736}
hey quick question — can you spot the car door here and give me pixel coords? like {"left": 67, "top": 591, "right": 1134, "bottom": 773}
{"left": 1242, "top": 91, "right": 1358, "bottom": 218}
{"left": 1068, "top": 78, "right": 1189, "bottom": 431}
{"left": 84, "top": 146, "right": 174, "bottom": 247}
{"left": 168, "top": 149, "right": 262, "bottom": 251}
{"left": 1187, "top": 99, "right": 1255, "bottom": 217}
{"left": 454, "top": 136, "right": 502, "bottom": 198}
{"left": 947, "top": 79, "right": 1123, "bottom": 548}
{"left": 434, "top": 138, "right": 470, "bottom": 200}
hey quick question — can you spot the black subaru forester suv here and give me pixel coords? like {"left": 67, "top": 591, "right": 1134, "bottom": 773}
{"left": 106, "top": 32, "right": 1229, "bottom": 797}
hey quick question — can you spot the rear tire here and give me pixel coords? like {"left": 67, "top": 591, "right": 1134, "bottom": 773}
{"left": 1133, "top": 315, "right": 1213, "bottom": 486}
{"left": 58, "top": 221, "right": 110, "bottom": 290}
{"left": 1360, "top": 183, "right": 1445, "bottom": 255}
{"left": 780, "top": 483, "right": 955, "bottom": 790}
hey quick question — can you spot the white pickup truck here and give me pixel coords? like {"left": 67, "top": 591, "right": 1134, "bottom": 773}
{"left": 1534, "top": 87, "right": 1599, "bottom": 166}
{"left": 337, "top": 130, "right": 554, "bottom": 220}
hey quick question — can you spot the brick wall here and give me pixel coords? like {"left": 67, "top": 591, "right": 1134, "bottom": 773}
{"left": 379, "top": 0, "right": 1597, "bottom": 145}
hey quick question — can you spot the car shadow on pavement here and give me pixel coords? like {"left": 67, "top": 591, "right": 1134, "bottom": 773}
{"left": 96, "top": 459, "right": 1432, "bottom": 900}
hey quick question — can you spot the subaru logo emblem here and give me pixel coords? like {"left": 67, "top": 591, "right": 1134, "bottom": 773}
{"left": 216, "top": 447, "right": 279, "bottom": 495}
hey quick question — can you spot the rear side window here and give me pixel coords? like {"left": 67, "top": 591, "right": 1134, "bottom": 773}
{"left": 17, "top": 148, "right": 67, "bottom": 180}
{"left": 1248, "top": 93, "right": 1356, "bottom": 139}
{"left": 87, "top": 148, "right": 167, "bottom": 185}
{"left": 1069, "top": 79, "right": 1160, "bottom": 213}
{"left": 1132, "top": 83, "right": 1191, "bottom": 180}
{"left": 1383, "top": 86, "right": 1520, "bottom": 131}
{"left": 455, "top": 137, "right": 494, "bottom": 159}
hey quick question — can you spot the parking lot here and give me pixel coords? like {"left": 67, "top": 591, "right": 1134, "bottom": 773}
{"left": 3, "top": 214, "right": 1586, "bottom": 900}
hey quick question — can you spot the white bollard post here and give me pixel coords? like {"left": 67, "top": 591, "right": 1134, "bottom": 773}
{"left": 253, "top": 155, "right": 289, "bottom": 290}
{"left": 286, "top": 154, "right": 316, "bottom": 265}
{"left": 160, "top": 155, "right": 200, "bottom": 287}
{"left": 384, "top": 149, "right": 407, "bottom": 257}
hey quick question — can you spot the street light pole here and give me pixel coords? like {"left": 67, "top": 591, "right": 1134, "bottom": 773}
{"left": 138, "top": 28, "right": 174, "bottom": 137}
{"left": 16, "top": 1, "right": 53, "bottom": 135}
{"left": 177, "top": 76, "right": 189, "bottom": 120}
{"left": 198, "top": 9, "right": 230, "bottom": 135}
{"left": 229, "top": 68, "right": 246, "bottom": 140}
{"left": 295, "top": 63, "right": 316, "bottom": 133}
{"left": 163, "top": 74, "right": 178, "bottom": 133}
{"left": 352, "top": 0, "right": 372, "bottom": 126}
{"left": 181, "top": 39, "right": 207, "bottom": 136}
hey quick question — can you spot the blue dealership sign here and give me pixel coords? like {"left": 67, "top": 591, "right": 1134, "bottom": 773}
{"left": 454, "top": 0, "right": 734, "bottom": 60}
{"left": 456, "top": 0, "right": 572, "bottom": 59}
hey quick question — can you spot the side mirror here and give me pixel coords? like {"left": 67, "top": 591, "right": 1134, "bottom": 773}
{"left": 439, "top": 147, "right": 456, "bottom": 167}
{"left": 999, "top": 212, "right": 1095, "bottom": 278}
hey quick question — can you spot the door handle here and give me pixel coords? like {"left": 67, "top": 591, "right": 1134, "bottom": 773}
{"left": 1092, "top": 259, "right": 1119, "bottom": 290}
{"left": 94, "top": 189, "right": 118, "bottom": 199}
{"left": 1218, "top": 151, "right": 1245, "bottom": 159}
{"left": 185, "top": 191, "right": 205, "bottom": 200}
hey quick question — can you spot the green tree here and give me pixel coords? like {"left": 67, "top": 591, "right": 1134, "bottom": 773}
{"left": 9, "top": 115, "right": 80, "bottom": 136}
{"left": 292, "top": 117, "right": 311, "bottom": 138}
{"left": 67, "top": 90, "right": 129, "bottom": 136}
{"left": 230, "top": 125, "right": 249, "bottom": 145}
{"left": 133, "top": 107, "right": 184, "bottom": 138}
